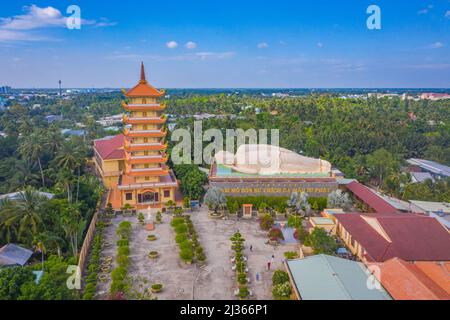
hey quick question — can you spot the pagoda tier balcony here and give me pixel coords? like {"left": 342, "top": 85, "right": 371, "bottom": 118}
{"left": 125, "top": 153, "right": 168, "bottom": 165}
{"left": 122, "top": 102, "right": 166, "bottom": 112}
{"left": 123, "top": 114, "right": 167, "bottom": 125}
{"left": 125, "top": 166, "right": 169, "bottom": 177}
{"left": 123, "top": 128, "right": 167, "bottom": 138}
{"left": 118, "top": 171, "right": 178, "bottom": 190}
{"left": 124, "top": 140, "right": 168, "bottom": 152}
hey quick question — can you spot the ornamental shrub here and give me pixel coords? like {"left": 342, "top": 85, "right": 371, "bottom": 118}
{"left": 180, "top": 249, "right": 193, "bottom": 262}
{"left": 175, "top": 233, "right": 187, "bottom": 244}
{"left": 174, "top": 224, "right": 188, "bottom": 234}
{"left": 272, "top": 270, "right": 290, "bottom": 285}
{"left": 259, "top": 213, "right": 274, "bottom": 230}
{"left": 272, "top": 282, "right": 291, "bottom": 300}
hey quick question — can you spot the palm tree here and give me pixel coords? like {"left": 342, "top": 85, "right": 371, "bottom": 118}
{"left": 53, "top": 138, "right": 86, "bottom": 202}
{"left": 61, "top": 204, "right": 86, "bottom": 259}
{"left": 0, "top": 187, "right": 46, "bottom": 244}
{"left": 45, "top": 127, "right": 63, "bottom": 157}
{"left": 0, "top": 198, "right": 18, "bottom": 242}
{"left": 18, "top": 130, "right": 47, "bottom": 187}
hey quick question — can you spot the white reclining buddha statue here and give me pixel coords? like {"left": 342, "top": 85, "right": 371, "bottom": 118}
{"left": 214, "top": 144, "right": 331, "bottom": 175}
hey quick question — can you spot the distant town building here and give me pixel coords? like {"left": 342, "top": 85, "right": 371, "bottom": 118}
{"left": 410, "top": 172, "right": 434, "bottom": 184}
{"left": 408, "top": 200, "right": 450, "bottom": 229}
{"left": 420, "top": 93, "right": 450, "bottom": 101}
{"left": 96, "top": 114, "right": 123, "bottom": 126}
{"left": 61, "top": 129, "right": 85, "bottom": 137}
{"left": 406, "top": 158, "right": 450, "bottom": 179}
{"left": 0, "top": 86, "right": 12, "bottom": 94}
{"left": 45, "top": 114, "right": 63, "bottom": 124}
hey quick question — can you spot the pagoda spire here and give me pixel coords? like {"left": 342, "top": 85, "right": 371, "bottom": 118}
{"left": 140, "top": 62, "right": 146, "bottom": 83}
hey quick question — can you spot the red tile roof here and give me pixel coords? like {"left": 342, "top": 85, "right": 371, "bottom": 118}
{"left": 125, "top": 62, "right": 163, "bottom": 98}
{"left": 335, "top": 213, "right": 450, "bottom": 262}
{"left": 372, "top": 258, "right": 450, "bottom": 300}
{"left": 125, "top": 81, "right": 163, "bottom": 98}
{"left": 94, "top": 134, "right": 125, "bottom": 160}
{"left": 346, "top": 181, "right": 398, "bottom": 214}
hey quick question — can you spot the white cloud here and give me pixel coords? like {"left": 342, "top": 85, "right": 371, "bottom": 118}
{"left": 195, "top": 51, "right": 235, "bottom": 60}
{"left": 0, "top": 29, "right": 48, "bottom": 42}
{"left": 0, "top": 5, "right": 65, "bottom": 30}
{"left": 317, "top": 42, "right": 323, "bottom": 48}
{"left": 445, "top": 11, "right": 450, "bottom": 18}
{"left": 93, "top": 18, "right": 117, "bottom": 28}
{"left": 418, "top": 4, "right": 433, "bottom": 15}
{"left": 166, "top": 41, "right": 178, "bottom": 49}
{"left": 257, "top": 42, "right": 269, "bottom": 49}
{"left": 0, "top": 5, "right": 115, "bottom": 42}
{"left": 108, "top": 51, "right": 236, "bottom": 62}
{"left": 185, "top": 41, "right": 197, "bottom": 49}
{"left": 428, "top": 42, "right": 444, "bottom": 49}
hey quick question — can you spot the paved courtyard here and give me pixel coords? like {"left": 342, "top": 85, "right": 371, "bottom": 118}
{"left": 96, "top": 208, "right": 298, "bottom": 300}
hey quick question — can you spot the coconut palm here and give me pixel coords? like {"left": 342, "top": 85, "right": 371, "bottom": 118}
{"left": 0, "top": 198, "right": 18, "bottom": 242}
{"left": 53, "top": 138, "right": 86, "bottom": 202}
{"left": 0, "top": 187, "right": 46, "bottom": 244}
{"left": 18, "top": 130, "right": 47, "bottom": 187}
{"left": 61, "top": 204, "right": 86, "bottom": 258}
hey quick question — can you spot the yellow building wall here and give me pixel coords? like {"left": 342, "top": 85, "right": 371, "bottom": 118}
{"left": 119, "top": 187, "right": 176, "bottom": 207}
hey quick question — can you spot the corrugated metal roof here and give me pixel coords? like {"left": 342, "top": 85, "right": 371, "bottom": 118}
{"left": 286, "top": 254, "right": 391, "bottom": 300}
{"left": 407, "top": 158, "right": 450, "bottom": 177}
{"left": 0, "top": 244, "right": 33, "bottom": 266}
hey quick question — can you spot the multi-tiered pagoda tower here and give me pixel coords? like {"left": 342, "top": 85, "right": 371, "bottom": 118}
{"left": 114, "top": 63, "right": 177, "bottom": 208}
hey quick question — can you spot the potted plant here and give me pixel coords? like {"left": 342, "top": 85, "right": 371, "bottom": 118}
{"left": 180, "top": 248, "right": 193, "bottom": 264}
{"left": 238, "top": 286, "right": 250, "bottom": 300}
{"left": 122, "top": 203, "right": 134, "bottom": 217}
{"left": 105, "top": 203, "right": 115, "bottom": 218}
{"left": 138, "top": 212, "right": 145, "bottom": 225}
{"left": 156, "top": 211, "right": 162, "bottom": 224}
{"left": 147, "top": 234, "right": 157, "bottom": 241}
{"left": 165, "top": 200, "right": 176, "bottom": 213}
{"left": 148, "top": 251, "right": 159, "bottom": 259}
{"left": 183, "top": 196, "right": 191, "bottom": 212}
{"left": 151, "top": 283, "right": 163, "bottom": 293}
{"left": 237, "top": 272, "right": 248, "bottom": 287}
{"left": 197, "top": 252, "right": 206, "bottom": 265}
{"left": 174, "top": 207, "right": 183, "bottom": 216}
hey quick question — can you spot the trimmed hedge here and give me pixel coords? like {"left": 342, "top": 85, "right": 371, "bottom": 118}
{"left": 82, "top": 222, "right": 105, "bottom": 300}
{"left": 110, "top": 221, "right": 132, "bottom": 296}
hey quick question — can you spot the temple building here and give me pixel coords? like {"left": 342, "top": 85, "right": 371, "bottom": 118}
{"left": 209, "top": 145, "right": 338, "bottom": 197}
{"left": 93, "top": 63, "right": 178, "bottom": 209}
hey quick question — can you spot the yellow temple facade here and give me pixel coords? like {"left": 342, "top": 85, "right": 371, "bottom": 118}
{"left": 93, "top": 63, "right": 178, "bottom": 209}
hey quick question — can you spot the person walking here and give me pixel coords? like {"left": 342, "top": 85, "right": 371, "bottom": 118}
{"left": 250, "top": 245, "right": 253, "bottom": 252}
{"left": 256, "top": 272, "right": 260, "bottom": 282}
{"left": 267, "top": 260, "right": 271, "bottom": 270}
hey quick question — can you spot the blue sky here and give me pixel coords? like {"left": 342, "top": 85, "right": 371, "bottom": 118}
{"left": 0, "top": 1, "right": 449, "bottom": 88}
